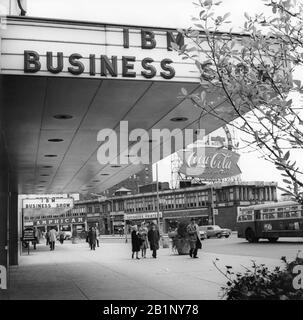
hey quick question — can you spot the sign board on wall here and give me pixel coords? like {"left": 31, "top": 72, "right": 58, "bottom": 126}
{"left": 34, "top": 217, "right": 85, "bottom": 226}
{"left": 178, "top": 146, "right": 241, "bottom": 180}
{"left": 124, "top": 212, "right": 162, "bottom": 221}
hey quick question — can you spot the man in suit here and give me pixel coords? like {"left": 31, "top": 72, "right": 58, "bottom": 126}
{"left": 49, "top": 227, "right": 57, "bottom": 251}
{"left": 187, "top": 218, "right": 201, "bottom": 258}
{"left": 148, "top": 224, "right": 160, "bottom": 258}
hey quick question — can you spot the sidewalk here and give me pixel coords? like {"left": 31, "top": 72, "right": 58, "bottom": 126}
{"left": 6, "top": 242, "right": 282, "bottom": 300}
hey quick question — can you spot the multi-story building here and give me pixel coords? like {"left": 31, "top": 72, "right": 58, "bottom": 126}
{"left": 101, "top": 164, "right": 153, "bottom": 197}
{"left": 71, "top": 181, "right": 278, "bottom": 234}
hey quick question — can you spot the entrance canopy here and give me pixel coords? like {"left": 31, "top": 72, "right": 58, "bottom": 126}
{"left": 0, "top": 16, "right": 236, "bottom": 195}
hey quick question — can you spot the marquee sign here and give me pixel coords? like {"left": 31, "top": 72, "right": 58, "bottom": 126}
{"left": 34, "top": 217, "right": 86, "bottom": 226}
{"left": 178, "top": 146, "right": 241, "bottom": 180}
{"left": 1, "top": 18, "right": 200, "bottom": 82}
{"left": 23, "top": 197, "right": 74, "bottom": 209}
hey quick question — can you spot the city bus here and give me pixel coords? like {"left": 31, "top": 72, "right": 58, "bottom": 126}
{"left": 236, "top": 201, "right": 303, "bottom": 243}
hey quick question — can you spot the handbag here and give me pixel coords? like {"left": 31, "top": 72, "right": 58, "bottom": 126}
{"left": 196, "top": 238, "right": 202, "bottom": 249}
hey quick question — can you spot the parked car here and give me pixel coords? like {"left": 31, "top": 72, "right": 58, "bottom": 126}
{"left": 199, "top": 225, "right": 232, "bottom": 238}
{"left": 64, "top": 231, "right": 72, "bottom": 240}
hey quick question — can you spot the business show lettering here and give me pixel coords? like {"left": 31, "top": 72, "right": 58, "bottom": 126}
{"left": 23, "top": 29, "right": 184, "bottom": 79}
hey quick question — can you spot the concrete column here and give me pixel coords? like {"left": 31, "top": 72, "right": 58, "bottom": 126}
{"left": 0, "top": 171, "right": 9, "bottom": 294}
{"left": 9, "top": 192, "right": 18, "bottom": 265}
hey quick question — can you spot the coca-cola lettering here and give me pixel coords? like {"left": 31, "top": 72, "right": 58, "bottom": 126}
{"left": 186, "top": 152, "right": 232, "bottom": 171}
{"left": 179, "top": 147, "right": 241, "bottom": 180}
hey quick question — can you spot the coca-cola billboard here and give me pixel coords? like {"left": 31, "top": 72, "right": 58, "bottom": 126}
{"left": 178, "top": 146, "right": 241, "bottom": 180}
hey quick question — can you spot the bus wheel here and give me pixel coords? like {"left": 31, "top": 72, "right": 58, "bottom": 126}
{"left": 245, "top": 229, "right": 257, "bottom": 243}
{"left": 268, "top": 238, "right": 278, "bottom": 243}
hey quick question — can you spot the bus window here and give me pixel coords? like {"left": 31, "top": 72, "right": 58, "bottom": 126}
{"left": 255, "top": 210, "right": 261, "bottom": 220}
{"left": 291, "top": 211, "right": 298, "bottom": 217}
{"left": 277, "top": 212, "right": 284, "bottom": 219}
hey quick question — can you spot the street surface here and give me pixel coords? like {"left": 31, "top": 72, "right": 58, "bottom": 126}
{"left": 6, "top": 234, "right": 303, "bottom": 300}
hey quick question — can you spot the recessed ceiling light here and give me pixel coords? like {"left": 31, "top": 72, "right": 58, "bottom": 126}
{"left": 170, "top": 117, "right": 188, "bottom": 122}
{"left": 111, "top": 165, "right": 121, "bottom": 168}
{"left": 44, "top": 154, "right": 57, "bottom": 157}
{"left": 53, "top": 114, "right": 73, "bottom": 120}
{"left": 48, "top": 138, "right": 64, "bottom": 142}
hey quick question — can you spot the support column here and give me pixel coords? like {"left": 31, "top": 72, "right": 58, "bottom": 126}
{"left": 0, "top": 170, "right": 9, "bottom": 294}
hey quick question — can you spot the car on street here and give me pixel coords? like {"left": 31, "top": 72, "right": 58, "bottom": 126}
{"left": 199, "top": 225, "right": 232, "bottom": 239}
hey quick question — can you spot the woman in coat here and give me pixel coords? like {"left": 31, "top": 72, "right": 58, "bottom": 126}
{"left": 139, "top": 222, "right": 149, "bottom": 258}
{"left": 148, "top": 224, "right": 160, "bottom": 258}
{"left": 131, "top": 225, "right": 141, "bottom": 259}
{"left": 87, "top": 227, "right": 97, "bottom": 250}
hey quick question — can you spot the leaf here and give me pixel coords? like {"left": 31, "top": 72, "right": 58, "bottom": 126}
{"left": 244, "top": 12, "right": 250, "bottom": 20}
{"left": 223, "top": 13, "right": 231, "bottom": 20}
{"left": 181, "top": 88, "right": 188, "bottom": 96}
{"left": 284, "top": 151, "right": 290, "bottom": 161}
{"left": 293, "top": 79, "right": 301, "bottom": 88}
{"left": 283, "top": 179, "right": 292, "bottom": 185}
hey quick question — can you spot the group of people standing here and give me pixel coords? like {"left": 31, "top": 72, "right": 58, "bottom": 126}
{"left": 131, "top": 222, "right": 160, "bottom": 259}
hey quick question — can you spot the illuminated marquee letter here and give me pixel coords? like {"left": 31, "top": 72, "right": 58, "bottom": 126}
{"left": 47, "top": 51, "right": 63, "bottom": 74}
{"left": 122, "top": 56, "right": 136, "bottom": 77}
{"left": 101, "top": 55, "right": 118, "bottom": 77}
{"left": 141, "top": 57, "right": 156, "bottom": 79}
{"left": 89, "top": 54, "right": 96, "bottom": 76}
{"left": 160, "top": 58, "right": 175, "bottom": 79}
{"left": 0, "top": 265, "right": 7, "bottom": 289}
{"left": 166, "top": 31, "right": 184, "bottom": 51}
{"left": 24, "top": 50, "right": 41, "bottom": 73}
{"left": 123, "top": 28, "right": 129, "bottom": 48}
{"left": 68, "top": 53, "right": 84, "bottom": 75}
{"left": 141, "top": 30, "right": 156, "bottom": 49}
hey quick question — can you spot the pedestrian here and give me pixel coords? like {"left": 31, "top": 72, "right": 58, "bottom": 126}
{"left": 139, "top": 222, "right": 148, "bottom": 258}
{"left": 131, "top": 225, "right": 141, "bottom": 259}
{"left": 49, "top": 227, "right": 57, "bottom": 251}
{"left": 32, "top": 227, "right": 38, "bottom": 250}
{"left": 87, "top": 227, "right": 97, "bottom": 250}
{"left": 186, "top": 218, "right": 202, "bottom": 258}
{"left": 45, "top": 230, "right": 50, "bottom": 246}
{"left": 59, "top": 231, "right": 65, "bottom": 244}
{"left": 95, "top": 227, "right": 100, "bottom": 247}
{"left": 147, "top": 224, "right": 160, "bottom": 259}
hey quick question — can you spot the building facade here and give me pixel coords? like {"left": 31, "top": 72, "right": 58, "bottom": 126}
{"left": 71, "top": 181, "right": 278, "bottom": 233}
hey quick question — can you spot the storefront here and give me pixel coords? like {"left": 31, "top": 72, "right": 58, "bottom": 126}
{"left": 124, "top": 212, "right": 163, "bottom": 233}
{"left": 34, "top": 217, "right": 86, "bottom": 237}
{"left": 162, "top": 208, "right": 210, "bottom": 233}
{"left": 110, "top": 212, "right": 125, "bottom": 234}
